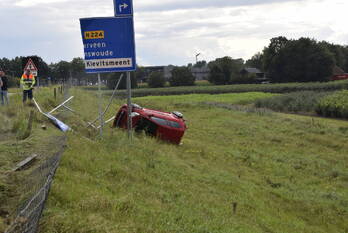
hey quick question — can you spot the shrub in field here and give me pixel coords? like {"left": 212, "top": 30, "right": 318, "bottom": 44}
{"left": 169, "top": 66, "right": 195, "bottom": 86}
{"left": 101, "top": 80, "right": 348, "bottom": 98}
{"left": 147, "top": 71, "right": 166, "bottom": 88}
{"left": 316, "top": 90, "right": 348, "bottom": 118}
{"left": 208, "top": 56, "right": 244, "bottom": 85}
{"left": 106, "top": 72, "right": 138, "bottom": 90}
{"left": 8, "top": 76, "right": 20, "bottom": 88}
{"left": 255, "top": 91, "right": 330, "bottom": 113}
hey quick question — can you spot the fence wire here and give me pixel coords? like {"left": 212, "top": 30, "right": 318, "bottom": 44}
{"left": 5, "top": 138, "right": 66, "bottom": 233}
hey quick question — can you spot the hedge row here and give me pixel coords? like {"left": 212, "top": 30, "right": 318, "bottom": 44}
{"left": 316, "top": 90, "right": 348, "bottom": 119}
{"left": 102, "top": 80, "right": 348, "bottom": 98}
{"left": 254, "top": 91, "right": 330, "bottom": 113}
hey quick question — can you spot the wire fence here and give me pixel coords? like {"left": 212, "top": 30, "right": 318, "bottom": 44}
{"left": 5, "top": 137, "right": 66, "bottom": 233}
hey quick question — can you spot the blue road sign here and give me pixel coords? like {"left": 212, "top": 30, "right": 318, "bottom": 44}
{"left": 114, "top": 0, "right": 133, "bottom": 16}
{"left": 79, "top": 17, "right": 136, "bottom": 73}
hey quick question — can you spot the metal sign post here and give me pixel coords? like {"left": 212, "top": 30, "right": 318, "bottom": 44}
{"left": 113, "top": 0, "right": 135, "bottom": 139}
{"left": 126, "top": 72, "right": 132, "bottom": 139}
{"left": 98, "top": 73, "right": 104, "bottom": 136}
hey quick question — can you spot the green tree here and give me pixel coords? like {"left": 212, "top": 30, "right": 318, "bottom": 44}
{"left": 52, "top": 61, "right": 71, "bottom": 82}
{"left": 169, "top": 66, "right": 195, "bottom": 86}
{"left": 262, "top": 36, "right": 289, "bottom": 73}
{"left": 194, "top": 60, "right": 207, "bottom": 68}
{"left": 208, "top": 56, "right": 244, "bottom": 85}
{"left": 135, "top": 66, "right": 146, "bottom": 83}
{"left": 245, "top": 52, "right": 263, "bottom": 70}
{"left": 264, "top": 37, "right": 335, "bottom": 83}
{"left": 70, "top": 57, "right": 86, "bottom": 85}
{"left": 106, "top": 72, "right": 138, "bottom": 90}
{"left": 147, "top": 71, "right": 166, "bottom": 88}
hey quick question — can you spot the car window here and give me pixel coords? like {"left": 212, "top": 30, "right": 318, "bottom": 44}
{"left": 151, "top": 117, "right": 167, "bottom": 126}
{"left": 167, "top": 121, "right": 181, "bottom": 128}
{"left": 151, "top": 117, "right": 182, "bottom": 128}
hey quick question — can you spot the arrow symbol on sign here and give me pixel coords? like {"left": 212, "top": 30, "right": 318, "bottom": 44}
{"left": 119, "top": 3, "right": 128, "bottom": 12}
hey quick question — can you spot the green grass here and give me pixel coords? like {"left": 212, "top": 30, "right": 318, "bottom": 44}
{"left": 39, "top": 89, "right": 348, "bottom": 233}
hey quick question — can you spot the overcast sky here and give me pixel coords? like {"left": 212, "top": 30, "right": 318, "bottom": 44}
{"left": 0, "top": 0, "right": 347, "bottom": 66}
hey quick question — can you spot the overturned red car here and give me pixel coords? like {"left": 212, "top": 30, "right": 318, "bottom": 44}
{"left": 112, "top": 104, "right": 187, "bottom": 144}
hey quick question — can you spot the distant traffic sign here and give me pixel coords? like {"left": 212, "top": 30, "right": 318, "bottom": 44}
{"left": 24, "top": 58, "right": 38, "bottom": 76}
{"left": 114, "top": 0, "right": 133, "bottom": 16}
{"left": 79, "top": 17, "right": 136, "bottom": 73}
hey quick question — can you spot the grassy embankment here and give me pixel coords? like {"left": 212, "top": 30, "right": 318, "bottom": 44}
{"left": 0, "top": 87, "right": 65, "bottom": 231}
{"left": 40, "top": 88, "right": 348, "bottom": 233}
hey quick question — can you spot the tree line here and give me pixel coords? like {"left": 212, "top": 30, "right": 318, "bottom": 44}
{"left": 0, "top": 57, "right": 91, "bottom": 87}
{"left": 1, "top": 36, "right": 347, "bottom": 88}
{"left": 147, "top": 37, "right": 348, "bottom": 87}
{"left": 245, "top": 37, "right": 348, "bottom": 83}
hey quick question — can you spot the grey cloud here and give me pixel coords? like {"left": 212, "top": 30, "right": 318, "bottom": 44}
{"left": 135, "top": 0, "right": 306, "bottom": 12}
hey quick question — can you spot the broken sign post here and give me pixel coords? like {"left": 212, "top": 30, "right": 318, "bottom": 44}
{"left": 79, "top": 16, "right": 136, "bottom": 138}
{"left": 87, "top": 74, "right": 123, "bottom": 130}
{"left": 33, "top": 98, "right": 72, "bottom": 132}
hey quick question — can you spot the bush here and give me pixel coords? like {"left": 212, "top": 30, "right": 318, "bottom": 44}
{"left": 255, "top": 91, "right": 330, "bottom": 113}
{"left": 99, "top": 80, "right": 348, "bottom": 98}
{"left": 106, "top": 72, "right": 138, "bottom": 90}
{"left": 169, "top": 67, "right": 195, "bottom": 86}
{"left": 316, "top": 90, "right": 348, "bottom": 118}
{"left": 208, "top": 56, "right": 244, "bottom": 85}
{"left": 231, "top": 73, "right": 258, "bottom": 84}
{"left": 147, "top": 72, "right": 166, "bottom": 88}
{"left": 8, "top": 76, "right": 20, "bottom": 88}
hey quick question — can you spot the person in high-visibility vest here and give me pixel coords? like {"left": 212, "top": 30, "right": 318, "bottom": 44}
{"left": 21, "top": 69, "right": 36, "bottom": 103}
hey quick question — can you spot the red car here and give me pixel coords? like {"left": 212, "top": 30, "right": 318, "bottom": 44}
{"left": 331, "top": 74, "right": 348, "bottom": 81}
{"left": 112, "top": 104, "right": 187, "bottom": 144}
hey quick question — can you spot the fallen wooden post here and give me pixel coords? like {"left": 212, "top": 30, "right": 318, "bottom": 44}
{"left": 12, "top": 154, "right": 38, "bottom": 172}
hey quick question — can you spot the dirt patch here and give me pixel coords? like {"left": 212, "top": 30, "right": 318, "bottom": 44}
{"left": 0, "top": 132, "right": 16, "bottom": 143}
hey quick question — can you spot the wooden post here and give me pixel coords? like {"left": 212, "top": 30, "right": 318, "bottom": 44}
{"left": 54, "top": 88, "right": 57, "bottom": 100}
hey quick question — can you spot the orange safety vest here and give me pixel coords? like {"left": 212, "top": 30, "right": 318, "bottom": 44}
{"left": 22, "top": 74, "right": 34, "bottom": 80}
{"left": 21, "top": 74, "right": 36, "bottom": 90}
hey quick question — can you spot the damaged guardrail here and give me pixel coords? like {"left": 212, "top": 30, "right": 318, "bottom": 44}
{"left": 32, "top": 98, "right": 72, "bottom": 132}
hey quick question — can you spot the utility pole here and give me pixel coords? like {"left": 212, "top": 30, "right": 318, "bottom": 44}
{"left": 195, "top": 53, "right": 201, "bottom": 64}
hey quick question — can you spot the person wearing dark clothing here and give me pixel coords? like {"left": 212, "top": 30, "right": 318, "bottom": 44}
{"left": 0, "top": 71, "right": 9, "bottom": 105}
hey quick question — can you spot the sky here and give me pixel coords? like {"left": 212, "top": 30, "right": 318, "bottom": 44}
{"left": 0, "top": 0, "right": 347, "bottom": 66}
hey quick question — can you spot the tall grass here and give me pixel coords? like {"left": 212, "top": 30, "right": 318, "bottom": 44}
{"left": 254, "top": 91, "right": 330, "bottom": 113}
{"left": 316, "top": 90, "right": 348, "bottom": 119}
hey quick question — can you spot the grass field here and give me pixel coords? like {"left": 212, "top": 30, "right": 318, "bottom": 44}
{"left": 38, "top": 88, "right": 348, "bottom": 233}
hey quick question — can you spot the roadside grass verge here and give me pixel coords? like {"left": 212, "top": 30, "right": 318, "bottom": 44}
{"left": 40, "top": 89, "right": 348, "bottom": 233}
{"left": 85, "top": 80, "right": 348, "bottom": 97}
{"left": 0, "top": 87, "right": 65, "bottom": 231}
